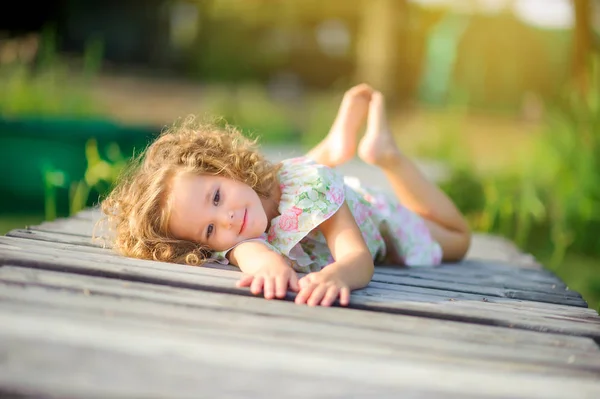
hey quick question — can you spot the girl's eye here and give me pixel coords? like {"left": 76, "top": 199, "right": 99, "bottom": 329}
{"left": 213, "top": 189, "right": 220, "bottom": 206}
{"left": 207, "top": 224, "right": 215, "bottom": 239}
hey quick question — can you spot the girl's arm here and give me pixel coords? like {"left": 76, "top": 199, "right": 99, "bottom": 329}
{"left": 230, "top": 241, "right": 300, "bottom": 299}
{"left": 295, "top": 201, "right": 374, "bottom": 306}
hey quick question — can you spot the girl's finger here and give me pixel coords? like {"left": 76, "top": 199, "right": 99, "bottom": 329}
{"left": 339, "top": 287, "right": 351, "bottom": 306}
{"left": 298, "top": 274, "right": 314, "bottom": 290}
{"left": 236, "top": 274, "right": 254, "bottom": 288}
{"left": 289, "top": 272, "right": 300, "bottom": 292}
{"left": 275, "top": 275, "right": 288, "bottom": 298}
{"left": 307, "top": 285, "right": 328, "bottom": 307}
{"left": 295, "top": 283, "right": 315, "bottom": 305}
{"left": 263, "top": 277, "right": 275, "bottom": 299}
{"left": 320, "top": 286, "right": 341, "bottom": 307}
{"left": 250, "top": 276, "right": 265, "bottom": 295}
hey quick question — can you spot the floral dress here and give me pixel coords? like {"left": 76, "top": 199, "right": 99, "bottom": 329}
{"left": 213, "top": 156, "right": 442, "bottom": 272}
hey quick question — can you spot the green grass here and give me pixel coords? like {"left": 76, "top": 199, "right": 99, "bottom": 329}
{"left": 541, "top": 252, "right": 600, "bottom": 311}
{"left": 0, "top": 214, "right": 45, "bottom": 235}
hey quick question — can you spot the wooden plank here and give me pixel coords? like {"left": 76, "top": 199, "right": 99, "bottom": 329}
{"left": 10, "top": 227, "right": 588, "bottom": 311}
{"left": 3, "top": 317, "right": 598, "bottom": 399}
{"left": 465, "top": 233, "right": 542, "bottom": 268}
{"left": 7, "top": 228, "right": 105, "bottom": 248}
{"left": 29, "top": 217, "right": 97, "bottom": 237}
{"left": 0, "top": 234, "right": 595, "bottom": 312}
{"left": 414, "top": 260, "right": 564, "bottom": 282}
{"left": 5, "top": 287, "right": 600, "bottom": 378}
{"left": 71, "top": 208, "right": 103, "bottom": 220}
{"left": 376, "top": 263, "right": 569, "bottom": 288}
{"left": 2, "top": 267, "right": 599, "bottom": 372}
{"left": 369, "top": 274, "right": 586, "bottom": 307}
{"left": 2, "top": 306, "right": 599, "bottom": 392}
{"left": 3, "top": 230, "right": 588, "bottom": 308}
{"left": 9, "top": 228, "right": 576, "bottom": 300}
{"left": 1, "top": 336, "right": 435, "bottom": 399}
{"left": 0, "top": 266, "right": 600, "bottom": 354}
{"left": 2, "top": 278, "right": 600, "bottom": 378}
{"left": 3, "top": 265, "right": 596, "bottom": 354}
{"left": 1, "top": 239, "right": 600, "bottom": 340}
{"left": 203, "top": 263, "right": 598, "bottom": 318}
{"left": 0, "top": 234, "right": 594, "bottom": 318}
{"left": 372, "top": 268, "right": 577, "bottom": 302}
{"left": 8, "top": 220, "right": 583, "bottom": 298}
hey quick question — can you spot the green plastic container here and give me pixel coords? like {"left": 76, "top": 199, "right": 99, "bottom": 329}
{"left": 0, "top": 116, "right": 160, "bottom": 214}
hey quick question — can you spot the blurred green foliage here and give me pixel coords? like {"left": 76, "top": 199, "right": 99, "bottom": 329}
{"left": 422, "top": 57, "right": 600, "bottom": 310}
{"left": 0, "top": 29, "right": 102, "bottom": 118}
{"left": 43, "top": 139, "right": 127, "bottom": 221}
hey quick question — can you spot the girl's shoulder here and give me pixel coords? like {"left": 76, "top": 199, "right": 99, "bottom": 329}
{"left": 278, "top": 156, "right": 343, "bottom": 186}
{"left": 267, "top": 156, "right": 346, "bottom": 267}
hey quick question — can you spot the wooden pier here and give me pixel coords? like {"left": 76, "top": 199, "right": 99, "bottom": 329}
{"left": 1, "top": 208, "right": 599, "bottom": 398}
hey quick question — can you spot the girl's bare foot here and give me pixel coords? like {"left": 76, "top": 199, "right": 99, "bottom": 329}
{"left": 358, "top": 91, "right": 402, "bottom": 167}
{"left": 307, "top": 84, "right": 372, "bottom": 167}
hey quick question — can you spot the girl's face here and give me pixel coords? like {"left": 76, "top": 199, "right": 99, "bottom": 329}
{"left": 168, "top": 173, "right": 269, "bottom": 251}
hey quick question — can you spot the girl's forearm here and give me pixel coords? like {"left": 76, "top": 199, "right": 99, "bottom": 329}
{"left": 320, "top": 251, "right": 374, "bottom": 290}
{"left": 229, "top": 241, "right": 291, "bottom": 275}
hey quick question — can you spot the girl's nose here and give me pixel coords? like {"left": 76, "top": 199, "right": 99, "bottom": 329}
{"left": 221, "top": 210, "right": 234, "bottom": 229}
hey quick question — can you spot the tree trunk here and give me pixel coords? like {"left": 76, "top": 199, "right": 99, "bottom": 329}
{"left": 571, "top": 0, "right": 592, "bottom": 95}
{"left": 354, "top": 0, "right": 406, "bottom": 98}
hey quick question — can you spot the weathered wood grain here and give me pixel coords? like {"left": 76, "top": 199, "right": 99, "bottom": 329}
{"left": 1, "top": 337, "right": 446, "bottom": 399}
{"left": 8, "top": 228, "right": 573, "bottom": 291}
{"left": 7, "top": 228, "right": 105, "bottom": 248}
{"left": 4, "top": 230, "right": 587, "bottom": 308}
{"left": 30, "top": 217, "right": 98, "bottom": 237}
{"left": 2, "top": 267, "right": 599, "bottom": 373}
{"left": 3, "top": 327, "right": 597, "bottom": 399}
{"left": 1, "top": 237, "right": 599, "bottom": 339}
{"left": 0, "top": 280, "right": 599, "bottom": 398}
{"left": 0, "top": 234, "right": 592, "bottom": 317}
{"left": 376, "top": 262, "right": 568, "bottom": 287}
{"left": 5, "top": 288, "right": 600, "bottom": 378}
{"left": 3, "top": 265, "right": 596, "bottom": 353}
{"left": 0, "top": 266, "right": 600, "bottom": 354}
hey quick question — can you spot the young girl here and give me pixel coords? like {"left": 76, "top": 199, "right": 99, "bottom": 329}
{"left": 100, "top": 84, "right": 471, "bottom": 307}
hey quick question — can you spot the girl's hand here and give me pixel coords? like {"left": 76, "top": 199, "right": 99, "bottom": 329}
{"left": 236, "top": 259, "right": 300, "bottom": 300}
{"left": 295, "top": 271, "right": 351, "bottom": 307}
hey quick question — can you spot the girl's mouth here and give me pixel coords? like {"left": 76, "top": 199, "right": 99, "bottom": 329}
{"left": 239, "top": 209, "right": 247, "bottom": 234}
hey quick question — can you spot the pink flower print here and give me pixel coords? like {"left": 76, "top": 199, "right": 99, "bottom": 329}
{"left": 395, "top": 227, "right": 408, "bottom": 242}
{"left": 326, "top": 186, "right": 344, "bottom": 205}
{"left": 375, "top": 201, "right": 388, "bottom": 212}
{"left": 364, "top": 193, "right": 375, "bottom": 204}
{"left": 267, "top": 227, "right": 276, "bottom": 242}
{"left": 279, "top": 206, "right": 302, "bottom": 231}
{"left": 415, "top": 222, "right": 428, "bottom": 237}
{"left": 353, "top": 203, "right": 371, "bottom": 225}
{"left": 433, "top": 250, "right": 442, "bottom": 264}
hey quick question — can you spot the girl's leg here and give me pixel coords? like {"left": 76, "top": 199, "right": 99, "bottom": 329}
{"left": 306, "top": 84, "right": 372, "bottom": 167}
{"left": 358, "top": 91, "right": 471, "bottom": 261}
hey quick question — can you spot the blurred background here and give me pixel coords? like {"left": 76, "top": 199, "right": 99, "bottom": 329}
{"left": 1, "top": 0, "right": 599, "bottom": 308}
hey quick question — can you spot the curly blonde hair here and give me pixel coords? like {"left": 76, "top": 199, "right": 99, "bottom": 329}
{"left": 97, "top": 115, "right": 280, "bottom": 266}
